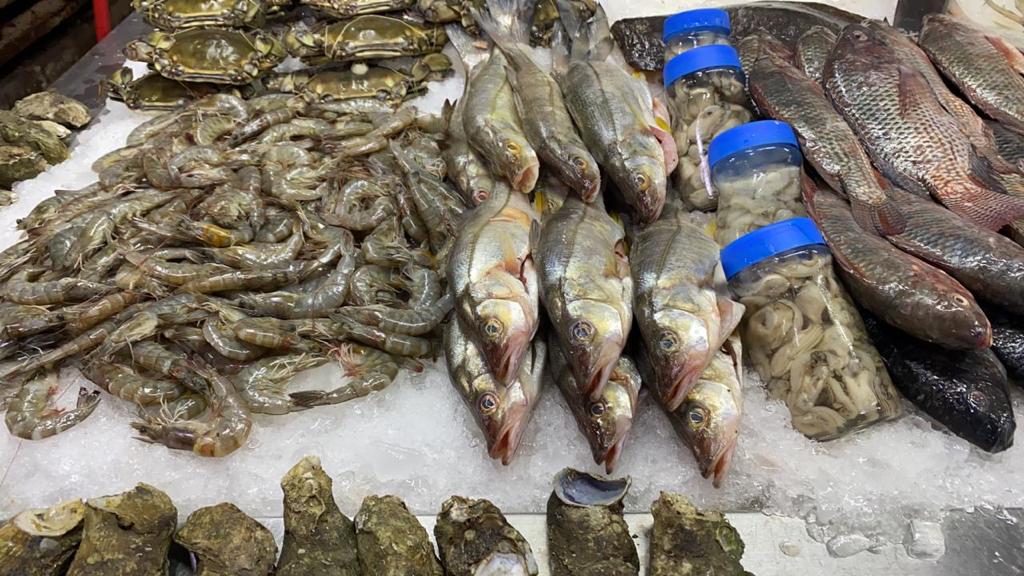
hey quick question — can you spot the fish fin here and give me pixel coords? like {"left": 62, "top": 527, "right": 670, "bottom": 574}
{"left": 849, "top": 197, "right": 907, "bottom": 236}
{"left": 587, "top": 4, "right": 614, "bottom": 62}
{"left": 896, "top": 65, "right": 935, "bottom": 116}
{"left": 986, "top": 34, "right": 1024, "bottom": 75}
{"left": 445, "top": 24, "right": 488, "bottom": 73}
{"left": 442, "top": 99, "right": 455, "bottom": 129}
{"left": 938, "top": 182, "right": 1024, "bottom": 230}
{"left": 550, "top": 22, "right": 570, "bottom": 78}
{"left": 473, "top": 0, "right": 532, "bottom": 50}
{"left": 650, "top": 96, "right": 679, "bottom": 174}
{"left": 969, "top": 148, "right": 1011, "bottom": 195}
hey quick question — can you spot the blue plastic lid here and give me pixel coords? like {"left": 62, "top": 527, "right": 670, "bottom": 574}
{"left": 708, "top": 120, "right": 801, "bottom": 169}
{"left": 663, "top": 8, "right": 731, "bottom": 41}
{"left": 663, "top": 45, "right": 742, "bottom": 87}
{"left": 720, "top": 217, "right": 826, "bottom": 279}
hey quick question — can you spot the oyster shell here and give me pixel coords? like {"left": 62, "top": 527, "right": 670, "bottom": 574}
{"left": 435, "top": 495, "right": 538, "bottom": 576}
{"left": 0, "top": 499, "right": 84, "bottom": 575}
{"left": 355, "top": 495, "right": 442, "bottom": 576}
{"left": 649, "top": 491, "right": 751, "bottom": 576}
{"left": 174, "top": 502, "right": 277, "bottom": 576}
{"left": 12, "top": 91, "right": 91, "bottom": 128}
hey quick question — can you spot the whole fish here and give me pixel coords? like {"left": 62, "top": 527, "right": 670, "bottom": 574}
{"left": 794, "top": 26, "right": 836, "bottom": 85}
{"left": 824, "top": 24, "right": 1024, "bottom": 230}
{"left": 885, "top": 188, "right": 1024, "bottom": 315}
{"left": 985, "top": 304, "right": 1024, "bottom": 382}
{"left": 548, "top": 336, "right": 640, "bottom": 473}
{"left": 863, "top": 312, "right": 1015, "bottom": 453}
{"left": 747, "top": 39, "right": 906, "bottom": 235}
{"left": 443, "top": 96, "right": 496, "bottom": 207}
{"left": 803, "top": 178, "right": 991, "bottom": 350}
{"left": 629, "top": 204, "right": 744, "bottom": 410}
{"left": 536, "top": 192, "right": 632, "bottom": 398}
{"left": 448, "top": 182, "right": 541, "bottom": 384}
{"left": 473, "top": 0, "right": 601, "bottom": 201}
{"left": 920, "top": 14, "right": 1024, "bottom": 135}
{"left": 444, "top": 317, "right": 544, "bottom": 464}
{"left": 452, "top": 24, "right": 540, "bottom": 193}
{"left": 553, "top": 2, "right": 673, "bottom": 226}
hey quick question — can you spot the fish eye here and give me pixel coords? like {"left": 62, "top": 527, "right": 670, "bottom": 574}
{"left": 589, "top": 402, "right": 606, "bottom": 417}
{"left": 570, "top": 320, "right": 595, "bottom": 343}
{"left": 572, "top": 156, "right": 587, "bottom": 170}
{"left": 632, "top": 173, "right": 649, "bottom": 190}
{"left": 658, "top": 331, "right": 678, "bottom": 352}
{"left": 478, "top": 393, "right": 498, "bottom": 415}
{"left": 952, "top": 294, "right": 968, "bottom": 306}
{"left": 472, "top": 189, "right": 490, "bottom": 204}
{"left": 484, "top": 319, "right": 503, "bottom": 338}
{"left": 506, "top": 141, "right": 520, "bottom": 153}
{"left": 686, "top": 406, "right": 707, "bottom": 428}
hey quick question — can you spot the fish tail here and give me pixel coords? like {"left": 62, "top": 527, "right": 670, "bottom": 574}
{"left": 850, "top": 198, "right": 907, "bottom": 236}
{"left": 445, "top": 23, "right": 487, "bottom": 73}
{"left": 474, "top": 0, "right": 531, "bottom": 48}
{"left": 554, "top": 0, "right": 612, "bottom": 61}
{"left": 985, "top": 33, "right": 1024, "bottom": 75}
{"left": 550, "top": 21, "right": 570, "bottom": 76}
{"left": 939, "top": 182, "right": 1024, "bottom": 231}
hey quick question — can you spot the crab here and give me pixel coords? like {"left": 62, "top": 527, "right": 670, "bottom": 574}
{"left": 284, "top": 15, "right": 447, "bottom": 62}
{"left": 262, "top": 65, "right": 421, "bottom": 104}
{"left": 417, "top": 0, "right": 480, "bottom": 29}
{"left": 124, "top": 29, "right": 285, "bottom": 85}
{"left": 133, "top": 0, "right": 265, "bottom": 30}
{"left": 298, "top": 0, "right": 413, "bottom": 19}
{"left": 380, "top": 52, "right": 453, "bottom": 83}
{"left": 104, "top": 67, "right": 231, "bottom": 111}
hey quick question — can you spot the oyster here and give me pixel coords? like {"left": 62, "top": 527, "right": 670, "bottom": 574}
{"left": 12, "top": 91, "right": 91, "bottom": 128}
{"left": 125, "top": 29, "right": 284, "bottom": 85}
{"left": 298, "top": 0, "right": 414, "bottom": 18}
{"left": 0, "top": 145, "right": 47, "bottom": 187}
{"left": 104, "top": 67, "right": 227, "bottom": 111}
{"left": 33, "top": 120, "right": 71, "bottom": 141}
{"left": 284, "top": 16, "right": 448, "bottom": 62}
{"left": 355, "top": 495, "right": 443, "bottom": 576}
{"left": 0, "top": 189, "right": 14, "bottom": 206}
{"left": 263, "top": 66, "right": 418, "bottom": 104}
{"left": 0, "top": 499, "right": 84, "bottom": 575}
{"left": 277, "top": 456, "right": 360, "bottom": 576}
{"left": 435, "top": 496, "right": 538, "bottom": 576}
{"left": 134, "top": 0, "right": 265, "bottom": 30}
{"left": 174, "top": 502, "right": 278, "bottom": 576}
{"left": 0, "top": 111, "right": 68, "bottom": 164}
{"left": 66, "top": 483, "right": 177, "bottom": 576}
{"left": 649, "top": 492, "right": 751, "bottom": 576}
{"left": 546, "top": 469, "right": 638, "bottom": 576}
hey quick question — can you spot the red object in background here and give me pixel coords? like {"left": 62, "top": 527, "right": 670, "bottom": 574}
{"left": 93, "top": 0, "right": 111, "bottom": 40}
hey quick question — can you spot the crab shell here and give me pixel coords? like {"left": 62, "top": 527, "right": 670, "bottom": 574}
{"left": 298, "top": 0, "right": 413, "bottom": 18}
{"left": 134, "top": 0, "right": 265, "bottom": 30}
{"left": 141, "top": 29, "right": 284, "bottom": 85}
{"left": 263, "top": 66, "right": 415, "bottom": 104}
{"left": 284, "top": 15, "right": 448, "bottom": 61}
{"left": 105, "top": 67, "right": 226, "bottom": 111}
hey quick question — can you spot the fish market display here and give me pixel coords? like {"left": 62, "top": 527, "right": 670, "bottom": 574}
{"left": 0, "top": 499, "right": 84, "bottom": 576}
{"left": 546, "top": 469, "right": 639, "bottom": 576}
{"left": 824, "top": 23, "right": 1024, "bottom": 231}
{"left": 804, "top": 180, "right": 991, "bottom": 350}
{"left": 434, "top": 495, "right": 539, "bottom": 576}
{"left": 355, "top": 495, "right": 444, "bottom": 576}
{"left": 648, "top": 491, "right": 751, "bottom": 576}
{"left": 920, "top": 14, "right": 1024, "bottom": 135}
{"left": 554, "top": 4, "right": 673, "bottom": 225}
{"left": 863, "top": 312, "right": 1016, "bottom": 453}
{"left": 175, "top": 503, "right": 278, "bottom": 576}
{"left": 66, "top": 484, "right": 177, "bottom": 576}
{"left": 277, "top": 456, "right": 360, "bottom": 576}
{"left": 629, "top": 204, "right": 743, "bottom": 411}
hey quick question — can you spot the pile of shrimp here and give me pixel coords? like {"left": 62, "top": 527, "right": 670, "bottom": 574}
{"left": 0, "top": 93, "right": 464, "bottom": 457}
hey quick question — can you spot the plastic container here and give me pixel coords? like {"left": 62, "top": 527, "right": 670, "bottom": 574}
{"left": 720, "top": 218, "right": 903, "bottom": 441}
{"left": 664, "top": 45, "right": 752, "bottom": 211}
{"left": 709, "top": 120, "right": 806, "bottom": 246}
{"left": 662, "top": 8, "right": 732, "bottom": 60}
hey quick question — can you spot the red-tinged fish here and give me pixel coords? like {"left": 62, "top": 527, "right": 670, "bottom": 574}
{"left": 747, "top": 37, "right": 906, "bottom": 235}
{"left": 824, "top": 24, "right": 1024, "bottom": 230}
{"left": 803, "top": 177, "right": 991, "bottom": 350}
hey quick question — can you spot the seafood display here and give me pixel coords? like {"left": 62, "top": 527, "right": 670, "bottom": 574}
{"left": 649, "top": 491, "right": 750, "bottom": 576}
{"left": 0, "top": 91, "right": 90, "bottom": 189}
{"left": 355, "top": 495, "right": 444, "bottom": 576}
{"left": 434, "top": 496, "right": 538, "bottom": 575}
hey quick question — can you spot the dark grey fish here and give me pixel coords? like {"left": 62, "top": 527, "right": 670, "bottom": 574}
{"left": 989, "top": 119, "right": 1024, "bottom": 171}
{"left": 985, "top": 304, "right": 1024, "bottom": 382}
{"left": 863, "top": 311, "right": 1015, "bottom": 453}
{"left": 795, "top": 25, "right": 836, "bottom": 84}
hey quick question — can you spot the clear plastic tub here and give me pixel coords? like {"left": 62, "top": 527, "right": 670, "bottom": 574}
{"left": 709, "top": 120, "right": 805, "bottom": 246}
{"left": 662, "top": 8, "right": 732, "bottom": 61}
{"left": 664, "top": 45, "right": 752, "bottom": 211}
{"left": 720, "top": 219, "right": 903, "bottom": 441}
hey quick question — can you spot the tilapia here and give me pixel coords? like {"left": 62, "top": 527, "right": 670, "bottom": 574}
{"left": 474, "top": 0, "right": 601, "bottom": 201}
{"left": 434, "top": 496, "right": 538, "bottom": 576}
{"left": 451, "top": 24, "right": 539, "bottom": 193}
{"left": 537, "top": 192, "right": 632, "bottom": 397}
{"left": 546, "top": 469, "right": 638, "bottom": 576}
{"left": 549, "top": 336, "right": 640, "bottom": 473}
{"left": 649, "top": 492, "right": 751, "bottom": 576}
{"left": 553, "top": 3, "right": 672, "bottom": 226}
{"left": 649, "top": 336, "right": 743, "bottom": 488}
{"left": 355, "top": 495, "right": 443, "bottom": 576}
{"left": 629, "top": 204, "right": 744, "bottom": 411}
{"left": 0, "top": 499, "right": 84, "bottom": 576}
{"left": 174, "top": 502, "right": 278, "bottom": 576}
{"left": 804, "top": 179, "right": 991, "bottom": 350}
{"left": 885, "top": 188, "right": 1024, "bottom": 315}
{"left": 444, "top": 316, "right": 545, "bottom": 464}
{"left": 448, "top": 182, "right": 540, "bottom": 384}
{"left": 795, "top": 26, "right": 836, "bottom": 85}
{"left": 986, "top": 304, "right": 1024, "bottom": 382}
{"left": 863, "top": 312, "right": 1015, "bottom": 453}
{"left": 920, "top": 14, "right": 1024, "bottom": 134}
{"left": 824, "top": 23, "right": 1024, "bottom": 230}
{"left": 747, "top": 37, "right": 906, "bottom": 235}
{"left": 989, "top": 119, "right": 1024, "bottom": 171}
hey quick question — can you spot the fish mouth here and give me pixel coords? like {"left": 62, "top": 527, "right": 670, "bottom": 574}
{"left": 705, "top": 438, "right": 737, "bottom": 489}
{"left": 489, "top": 418, "right": 527, "bottom": 465}
{"left": 601, "top": 436, "right": 627, "bottom": 474}
{"left": 585, "top": 359, "right": 617, "bottom": 401}
{"left": 491, "top": 332, "right": 530, "bottom": 386}
{"left": 663, "top": 362, "right": 704, "bottom": 411}
{"left": 512, "top": 162, "right": 540, "bottom": 193}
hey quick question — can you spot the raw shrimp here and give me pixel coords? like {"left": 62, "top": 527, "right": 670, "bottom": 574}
{"left": 329, "top": 315, "right": 434, "bottom": 357}
{"left": 80, "top": 362, "right": 184, "bottom": 406}
{"left": 234, "top": 353, "right": 328, "bottom": 414}
{"left": 3, "top": 269, "right": 114, "bottom": 305}
{"left": 5, "top": 371, "right": 100, "bottom": 440}
{"left": 290, "top": 344, "right": 399, "bottom": 407}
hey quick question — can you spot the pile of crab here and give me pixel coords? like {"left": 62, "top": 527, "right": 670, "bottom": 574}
{"left": 0, "top": 92, "right": 465, "bottom": 457}
{"left": 107, "top": 0, "right": 473, "bottom": 110}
